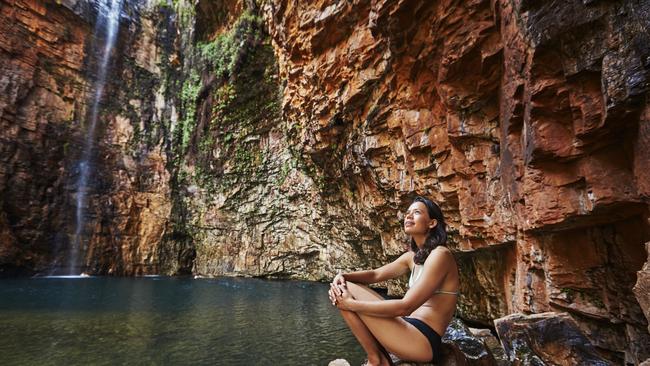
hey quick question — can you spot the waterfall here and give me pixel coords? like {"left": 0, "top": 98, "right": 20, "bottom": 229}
{"left": 68, "top": 0, "right": 124, "bottom": 275}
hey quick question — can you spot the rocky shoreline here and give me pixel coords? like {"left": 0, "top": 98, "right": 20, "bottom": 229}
{"left": 329, "top": 313, "right": 617, "bottom": 366}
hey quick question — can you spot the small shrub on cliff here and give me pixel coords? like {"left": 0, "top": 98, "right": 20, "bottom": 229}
{"left": 179, "top": 71, "right": 201, "bottom": 151}
{"left": 197, "top": 11, "right": 264, "bottom": 80}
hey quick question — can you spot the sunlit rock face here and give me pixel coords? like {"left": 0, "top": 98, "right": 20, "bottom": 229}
{"left": 1, "top": 0, "right": 649, "bottom": 363}
{"left": 263, "top": 0, "right": 650, "bottom": 362}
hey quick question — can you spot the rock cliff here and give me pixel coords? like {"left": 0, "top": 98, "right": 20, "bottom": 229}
{"left": 263, "top": 0, "right": 650, "bottom": 362}
{"left": 0, "top": 0, "right": 648, "bottom": 363}
{"left": 0, "top": 0, "right": 189, "bottom": 275}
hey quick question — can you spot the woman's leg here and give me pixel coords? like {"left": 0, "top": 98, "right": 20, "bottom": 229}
{"left": 334, "top": 284, "right": 389, "bottom": 365}
{"left": 341, "top": 282, "right": 434, "bottom": 363}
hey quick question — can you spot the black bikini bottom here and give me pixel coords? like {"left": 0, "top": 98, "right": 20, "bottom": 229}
{"left": 403, "top": 316, "right": 442, "bottom": 363}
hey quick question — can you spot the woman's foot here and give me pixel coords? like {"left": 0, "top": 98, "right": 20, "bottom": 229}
{"left": 362, "top": 360, "right": 391, "bottom": 366}
{"left": 361, "top": 351, "right": 393, "bottom": 366}
{"left": 380, "top": 348, "right": 398, "bottom": 366}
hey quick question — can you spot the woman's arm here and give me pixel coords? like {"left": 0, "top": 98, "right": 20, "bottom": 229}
{"left": 336, "top": 269, "right": 376, "bottom": 285}
{"left": 335, "top": 248, "right": 450, "bottom": 317}
{"left": 337, "top": 251, "right": 412, "bottom": 285}
{"left": 333, "top": 292, "right": 408, "bottom": 317}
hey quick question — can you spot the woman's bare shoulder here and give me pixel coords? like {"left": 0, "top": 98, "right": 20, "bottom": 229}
{"left": 424, "top": 246, "right": 454, "bottom": 265}
{"left": 397, "top": 250, "right": 415, "bottom": 265}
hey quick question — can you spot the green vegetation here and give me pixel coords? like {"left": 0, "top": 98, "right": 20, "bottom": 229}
{"left": 179, "top": 70, "right": 201, "bottom": 151}
{"left": 172, "top": 0, "right": 196, "bottom": 28}
{"left": 197, "top": 11, "right": 264, "bottom": 80}
{"left": 155, "top": 0, "right": 171, "bottom": 8}
{"left": 154, "top": 0, "right": 195, "bottom": 28}
{"left": 211, "top": 84, "right": 236, "bottom": 125}
{"left": 167, "top": 8, "right": 283, "bottom": 195}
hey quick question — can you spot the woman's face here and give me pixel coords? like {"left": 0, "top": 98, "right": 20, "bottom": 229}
{"left": 404, "top": 201, "right": 436, "bottom": 235}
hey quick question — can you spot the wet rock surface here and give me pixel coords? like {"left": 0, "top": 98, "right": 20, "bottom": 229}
{"left": 439, "top": 318, "right": 498, "bottom": 366}
{"left": 468, "top": 327, "right": 510, "bottom": 366}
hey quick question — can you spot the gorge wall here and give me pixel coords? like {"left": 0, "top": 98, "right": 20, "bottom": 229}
{"left": 0, "top": 0, "right": 649, "bottom": 363}
{"left": 0, "top": 0, "right": 191, "bottom": 276}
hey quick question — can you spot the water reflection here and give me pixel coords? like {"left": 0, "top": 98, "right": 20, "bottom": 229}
{"left": 0, "top": 277, "right": 364, "bottom": 365}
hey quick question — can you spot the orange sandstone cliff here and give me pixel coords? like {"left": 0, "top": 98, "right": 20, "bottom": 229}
{"left": 0, "top": 0, "right": 648, "bottom": 362}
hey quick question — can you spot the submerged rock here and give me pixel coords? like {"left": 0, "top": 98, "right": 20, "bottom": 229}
{"left": 494, "top": 312, "right": 610, "bottom": 365}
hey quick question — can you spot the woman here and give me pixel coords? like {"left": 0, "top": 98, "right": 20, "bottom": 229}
{"left": 328, "top": 196, "right": 459, "bottom": 365}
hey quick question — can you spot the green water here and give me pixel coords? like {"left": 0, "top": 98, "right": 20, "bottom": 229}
{"left": 0, "top": 277, "right": 365, "bottom": 365}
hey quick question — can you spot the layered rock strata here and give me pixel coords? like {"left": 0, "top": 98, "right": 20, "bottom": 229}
{"left": 263, "top": 0, "right": 650, "bottom": 362}
{"left": 0, "top": 0, "right": 649, "bottom": 363}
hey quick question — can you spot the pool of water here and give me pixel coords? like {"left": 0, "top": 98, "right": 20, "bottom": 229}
{"left": 0, "top": 276, "right": 365, "bottom": 365}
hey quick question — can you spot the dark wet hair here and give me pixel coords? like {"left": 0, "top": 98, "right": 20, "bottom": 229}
{"left": 409, "top": 196, "right": 447, "bottom": 264}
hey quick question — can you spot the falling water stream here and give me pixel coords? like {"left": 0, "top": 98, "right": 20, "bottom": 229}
{"left": 69, "top": 0, "right": 124, "bottom": 274}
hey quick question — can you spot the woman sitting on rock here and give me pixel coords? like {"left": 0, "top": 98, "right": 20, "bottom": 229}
{"left": 328, "top": 196, "right": 459, "bottom": 366}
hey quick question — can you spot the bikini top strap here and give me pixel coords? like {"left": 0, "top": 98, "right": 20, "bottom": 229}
{"left": 433, "top": 289, "right": 459, "bottom": 295}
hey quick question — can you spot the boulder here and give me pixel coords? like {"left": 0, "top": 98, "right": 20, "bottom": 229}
{"left": 439, "top": 318, "right": 498, "bottom": 366}
{"left": 468, "top": 327, "right": 510, "bottom": 366}
{"left": 328, "top": 359, "right": 351, "bottom": 366}
{"left": 494, "top": 312, "right": 610, "bottom": 365}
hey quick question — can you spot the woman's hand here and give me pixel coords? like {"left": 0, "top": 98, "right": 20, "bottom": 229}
{"left": 332, "top": 272, "right": 346, "bottom": 288}
{"left": 329, "top": 283, "right": 354, "bottom": 310}
{"left": 329, "top": 272, "right": 347, "bottom": 306}
{"left": 328, "top": 285, "right": 338, "bottom": 306}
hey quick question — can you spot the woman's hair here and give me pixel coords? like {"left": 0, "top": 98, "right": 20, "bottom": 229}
{"left": 409, "top": 196, "right": 447, "bottom": 264}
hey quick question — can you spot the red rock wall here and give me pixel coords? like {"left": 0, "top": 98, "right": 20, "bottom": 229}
{"left": 1, "top": 0, "right": 649, "bottom": 362}
{"left": 0, "top": 0, "right": 187, "bottom": 276}
{"left": 0, "top": 0, "right": 89, "bottom": 273}
{"left": 263, "top": 0, "right": 650, "bottom": 362}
